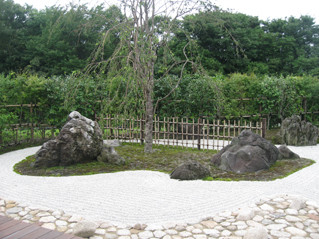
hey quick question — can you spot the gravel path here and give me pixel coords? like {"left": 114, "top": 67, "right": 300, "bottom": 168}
{"left": 0, "top": 145, "right": 318, "bottom": 227}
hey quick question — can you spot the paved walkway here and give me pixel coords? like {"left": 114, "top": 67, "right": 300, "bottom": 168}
{"left": 0, "top": 145, "right": 318, "bottom": 227}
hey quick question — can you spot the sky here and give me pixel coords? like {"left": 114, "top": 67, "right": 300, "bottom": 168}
{"left": 13, "top": 0, "right": 319, "bottom": 24}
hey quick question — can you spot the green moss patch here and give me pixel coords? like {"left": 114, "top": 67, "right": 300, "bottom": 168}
{"left": 13, "top": 143, "right": 315, "bottom": 181}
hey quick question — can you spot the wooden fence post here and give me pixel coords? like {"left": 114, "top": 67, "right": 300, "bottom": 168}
{"left": 30, "top": 103, "right": 34, "bottom": 142}
{"left": 197, "top": 117, "right": 201, "bottom": 150}
{"left": 262, "top": 118, "right": 267, "bottom": 138}
{"left": 140, "top": 115, "right": 144, "bottom": 145}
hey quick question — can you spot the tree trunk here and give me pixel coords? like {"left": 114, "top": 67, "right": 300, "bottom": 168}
{"left": 144, "top": 79, "right": 154, "bottom": 153}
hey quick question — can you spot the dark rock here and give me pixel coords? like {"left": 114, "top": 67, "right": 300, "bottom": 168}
{"left": 33, "top": 111, "right": 103, "bottom": 167}
{"left": 97, "top": 143, "right": 125, "bottom": 165}
{"left": 170, "top": 160, "right": 210, "bottom": 180}
{"left": 278, "top": 145, "right": 300, "bottom": 160}
{"left": 211, "top": 130, "right": 279, "bottom": 174}
{"left": 280, "top": 115, "right": 318, "bottom": 146}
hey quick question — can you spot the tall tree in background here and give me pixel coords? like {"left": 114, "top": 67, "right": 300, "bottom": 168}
{"left": 88, "top": 0, "right": 205, "bottom": 153}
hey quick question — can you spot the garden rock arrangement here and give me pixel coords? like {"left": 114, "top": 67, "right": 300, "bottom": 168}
{"left": 280, "top": 115, "right": 318, "bottom": 146}
{"left": 33, "top": 111, "right": 103, "bottom": 167}
{"left": 170, "top": 160, "right": 210, "bottom": 180}
{"left": 211, "top": 130, "right": 279, "bottom": 173}
{"left": 1, "top": 195, "right": 319, "bottom": 239}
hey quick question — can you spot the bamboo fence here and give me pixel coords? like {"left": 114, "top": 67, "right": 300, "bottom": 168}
{"left": 101, "top": 115, "right": 266, "bottom": 150}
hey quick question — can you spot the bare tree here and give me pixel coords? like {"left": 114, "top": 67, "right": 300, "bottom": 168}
{"left": 87, "top": 0, "right": 206, "bottom": 153}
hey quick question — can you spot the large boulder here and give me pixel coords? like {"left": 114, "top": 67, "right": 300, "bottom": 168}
{"left": 211, "top": 130, "right": 279, "bottom": 174}
{"left": 33, "top": 111, "right": 103, "bottom": 167}
{"left": 170, "top": 160, "right": 210, "bottom": 180}
{"left": 280, "top": 115, "right": 318, "bottom": 146}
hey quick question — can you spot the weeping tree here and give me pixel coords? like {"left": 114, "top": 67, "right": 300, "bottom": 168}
{"left": 87, "top": 0, "right": 209, "bottom": 153}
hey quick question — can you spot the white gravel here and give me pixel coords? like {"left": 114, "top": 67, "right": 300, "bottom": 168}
{"left": 0, "top": 145, "right": 318, "bottom": 226}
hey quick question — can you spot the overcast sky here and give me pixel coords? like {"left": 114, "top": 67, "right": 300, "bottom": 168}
{"left": 13, "top": 0, "right": 319, "bottom": 24}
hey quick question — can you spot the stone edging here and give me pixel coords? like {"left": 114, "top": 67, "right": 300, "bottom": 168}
{"left": 1, "top": 194, "right": 319, "bottom": 239}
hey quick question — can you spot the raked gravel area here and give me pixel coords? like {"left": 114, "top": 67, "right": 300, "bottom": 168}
{"left": 0, "top": 145, "right": 318, "bottom": 238}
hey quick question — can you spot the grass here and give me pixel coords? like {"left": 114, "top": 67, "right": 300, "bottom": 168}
{"left": 13, "top": 142, "right": 315, "bottom": 181}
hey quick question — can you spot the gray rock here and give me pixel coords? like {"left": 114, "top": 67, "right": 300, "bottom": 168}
{"left": 278, "top": 145, "right": 300, "bottom": 160}
{"left": 73, "top": 220, "right": 98, "bottom": 238}
{"left": 280, "top": 115, "right": 318, "bottom": 146}
{"left": 33, "top": 111, "right": 103, "bottom": 167}
{"left": 170, "top": 160, "right": 210, "bottom": 180}
{"left": 97, "top": 144, "right": 125, "bottom": 165}
{"left": 244, "top": 225, "right": 268, "bottom": 239}
{"left": 212, "top": 130, "right": 279, "bottom": 173}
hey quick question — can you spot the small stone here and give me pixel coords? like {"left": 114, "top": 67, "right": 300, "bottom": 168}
{"left": 104, "top": 233, "right": 117, "bottom": 239}
{"left": 90, "top": 237, "right": 103, "bottom": 239}
{"left": 270, "top": 230, "right": 291, "bottom": 237}
{"left": 260, "top": 204, "right": 274, "bottom": 212}
{"left": 171, "top": 236, "right": 182, "bottom": 239}
{"left": 36, "top": 212, "right": 50, "bottom": 217}
{"left": 95, "top": 229, "right": 106, "bottom": 235}
{"left": 163, "top": 235, "right": 172, "bottom": 239}
{"left": 42, "top": 223, "right": 56, "bottom": 230}
{"left": 73, "top": 220, "right": 98, "bottom": 238}
{"left": 201, "top": 220, "right": 217, "bottom": 229}
{"left": 193, "top": 234, "right": 207, "bottom": 239}
{"left": 203, "top": 229, "right": 219, "bottom": 237}
{"left": 213, "top": 216, "right": 224, "bottom": 222}
{"left": 295, "top": 222, "right": 304, "bottom": 229}
{"left": 145, "top": 224, "right": 163, "bottom": 231}
{"left": 252, "top": 215, "right": 263, "bottom": 222}
{"left": 309, "top": 214, "right": 319, "bottom": 221}
{"left": 100, "top": 222, "right": 113, "bottom": 228}
{"left": 266, "top": 224, "right": 287, "bottom": 230}
{"left": 68, "top": 215, "right": 83, "bottom": 223}
{"left": 221, "top": 230, "right": 231, "bottom": 236}
{"left": 286, "top": 226, "right": 307, "bottom": 236}
{"left": 163, "top": 223, "right": 176, "bottom": 230}
{"left": 290, "top": 198, "right": 306, "bottom": 210}
{"left": 154, "top": 230, "right": 166, "bottom": 238}
{"left": 138, "top": 231, "right": 154, "bottom": 239}
{"left": 286, "top": 208, "right": 298, "bottom": 215}
{"left": 237, "top": 208, "right": 255, "bottom": 221}
{"left": 286, "top": 215, "right": 301, "bottom": 222}
{"left": 243, "top": 225, "right": 268, "bottom": 239}
{"left": 179, "top": 231, "right": 192, "bottom": 237}
{"left": 6, "top": 207, "right": 22, "bottom": 214}
{"left": 106, "top": 227, "right": 117, "bottom": 232}
{"left": 310, "top": 233, "right": 319, "bottom": 239}
{"left": 219, "top": 211, "right": 232, "bottom": 218}
{"left": 52, "top": 210, "right": 64, "bottom": 217}
{"left": 194, "top": 224, "right": 203, "bottom": 229}
{"left": 6, "top": 204, "right": 16, "bottom": 209}
{"left": 57, "top": 226, "right": 68, "bottom": 232}
{"left": 117, "top": 229, "right": 131, "bottom": 236}
{"left": 118, "top": 236, "right": 130, "bottom": 239}
{"left": 131, "top": 235, "right": 138, "bottom": 239}
{"left": 235, "top": 230, "right": 247, "bottom": 237}
{"left": 18, "top": 211, "right": 28, "bottom": 217}
{"left": 192, "top": 228, "right": 202, "bottom": 234}
{"left": 55, "top": 220, "right": 68, "bottom": 226}
{"left": 165, "top": 229, "right": 178, "bottom": 235}
{"left": 221, "top": 221, "right": 230, "bottom": 227}
{"left": 175, "top": 224, "right": 187, "bottom": 231}
{"left": 134, "top": 223, "right": 147, "bottom": 230}
{"left": 39, "top": 216, "right": 56, "bottom": 223}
